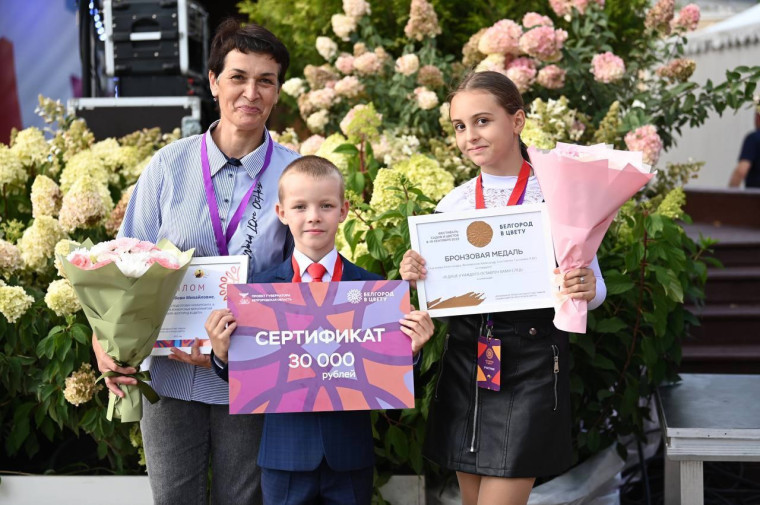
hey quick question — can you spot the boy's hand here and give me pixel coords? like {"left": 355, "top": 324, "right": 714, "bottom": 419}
{"left": 203, "top": 309, "right": 237, "bottom": 365}
{"left": 399, "top": 250, "right": 427, "bottom": 289}
{"left": 399, "top": 310, "right": 434, "bottom": 355}
{"left": 169, "top": 338, "right": 211, "bottom": 368}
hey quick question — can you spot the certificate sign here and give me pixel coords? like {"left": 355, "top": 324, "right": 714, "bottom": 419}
{"left": 408, "top": 204, "right": 556, "bottom": 317}
{"left": 227, "top": 280, "right": 414, "bottom": 414}
{"left": 152, "top": 255, "right": 248, "bottom": 355}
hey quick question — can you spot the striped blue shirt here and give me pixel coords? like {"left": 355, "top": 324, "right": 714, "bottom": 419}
{"left": 119, "top": 121, "right": 300, "bottom": 404}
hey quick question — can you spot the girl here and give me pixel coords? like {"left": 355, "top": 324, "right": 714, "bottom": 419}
{"left": 400, "top": 71, "right": 606, "bottom": 505}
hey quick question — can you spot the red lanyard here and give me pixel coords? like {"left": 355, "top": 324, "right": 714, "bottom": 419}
{"left": 475, "top": 159, "right": 531, "bottom": 209}
{"left": 201, "top": 131, "right": 273, "bottom": 256}
{"left": 291, "top": 255, "right": 344, "bottom": 282}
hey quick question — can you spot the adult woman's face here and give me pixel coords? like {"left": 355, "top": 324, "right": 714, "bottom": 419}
{"left": 209, "top": 49, "right": 280, "bottom": 134}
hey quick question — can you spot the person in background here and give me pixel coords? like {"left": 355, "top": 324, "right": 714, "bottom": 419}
{"left": 91, "top": 18, "right": 298, "bottom": 505}
{"left": 729, "top": 106, "right": 760, "bottom": 188}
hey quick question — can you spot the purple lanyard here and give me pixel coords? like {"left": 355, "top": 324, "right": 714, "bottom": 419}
{"left": 201, "top": 131, "right": 274, "bottom": 256}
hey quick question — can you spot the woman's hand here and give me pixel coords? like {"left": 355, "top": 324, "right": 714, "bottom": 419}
{"left": 399, "top": 250, "right": 427, "bottom": 289}
{"left": 92, "top": 334, "right": 137, "bottom": 398}
{"left": 198, "top": 309, "right": 238, "bottom": 365}
{"left": 555, "top": 267, "right": 596, "bottom": 302}
{"left": 399, "top": 310, "right": 434, "bottom": 356}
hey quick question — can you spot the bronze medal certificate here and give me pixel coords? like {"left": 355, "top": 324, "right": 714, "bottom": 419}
{"left": 408, "top": 204, "right": 556, "bottom": 318}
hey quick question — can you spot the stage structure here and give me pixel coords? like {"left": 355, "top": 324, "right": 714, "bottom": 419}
{"left": 72, "top": 0, "right": 213, "bottom": 139}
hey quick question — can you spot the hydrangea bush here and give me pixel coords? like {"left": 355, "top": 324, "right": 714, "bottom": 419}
{"left": 2, "top": 0, "right": 760, "bottom": 493}
{"left": 0, "top": 97, "right": 178, "bottom": 472}
{"left": 252, "top": 0, "right": 760, "bottom": 492}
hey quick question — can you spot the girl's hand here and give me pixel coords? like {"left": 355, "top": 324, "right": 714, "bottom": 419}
{"left": 201, "top": 309, "right": 238, "bottom": 365}
{"left": 400, "top": 250, "right": 427, "bottom": 289}
{"left": 399, "top": 310, "right": 434, "bottom": 355}
{"left": 555, "top": 267, "right": 596, "bottom": 302}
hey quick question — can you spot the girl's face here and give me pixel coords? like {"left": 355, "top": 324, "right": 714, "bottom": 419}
{"left": 450, "top": 89, "right": 525, "bottom": 174}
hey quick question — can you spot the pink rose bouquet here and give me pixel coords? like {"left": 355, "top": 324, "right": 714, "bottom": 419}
{"left": 59, "top": 238, "right": 194, "bottom": 422}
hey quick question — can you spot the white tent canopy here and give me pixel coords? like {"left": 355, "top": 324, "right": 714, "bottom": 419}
{"left": 659, "top": 4, "right": 760, "bottom": 189}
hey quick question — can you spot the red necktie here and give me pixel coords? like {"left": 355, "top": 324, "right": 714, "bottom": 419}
{"left": 306, "top": 262, "right": 327, "bottom": 282}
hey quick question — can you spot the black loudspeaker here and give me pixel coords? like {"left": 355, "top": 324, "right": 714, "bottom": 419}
{"left": 104, "top": 0, "right": 208, "bottom": 79}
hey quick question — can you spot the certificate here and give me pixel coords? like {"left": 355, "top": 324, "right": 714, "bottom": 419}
{"left": 408, "top": 204, "right": 556, "bottom": 317}
{"left": 151, "top": 255, "right": 248, "bottom": 356}
{"left": 226, "top": 280, "right": 414, "bottom": 414}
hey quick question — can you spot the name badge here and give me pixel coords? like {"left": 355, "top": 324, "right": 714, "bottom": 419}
{"left": 477, "top": 335, "right": 501, "bottom": 391}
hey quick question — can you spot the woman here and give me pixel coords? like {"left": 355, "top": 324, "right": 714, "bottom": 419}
{"left": 400, "top": 71, "right": 607, "bottom": 505}
{"left": 91, "top": 19, "right": 298, "bottom": 505}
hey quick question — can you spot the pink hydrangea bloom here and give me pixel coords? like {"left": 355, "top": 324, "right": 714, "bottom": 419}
{"left": 522, "top": 12, "right": 553, "bottom": 28}
{"left": 395, "top": 54, "right": 420, "bottom": 76}
{"left": 300, "top": 135, "right": 326, "bottom": 156}
{"left": 624, "top": 125, "right": 663, "bottom": 165}
{"left": 591, "top": 51, "right": 625, "bottom": 83}
{"left": 404, "top": 0, "right": 442, "bottom": 41}
{"left": 334, "top": 76, "right": 364, "bottom": 98}
{"left": 478, "top": 19, "right": 522, "bottom": 56}
{"left": 335, "top": 53, "right": 355, "bottom": 74}
{"left": 519, "top": 26, "right": 568, "bottom": 62}
{"left": 645, "top": 0, "right": 675, "bottom": 33}
{"left": 537, "top": 65, "right": 566, "bottom": 89}
{"left": 353, "top": 52, "right": 382, "bottom": 75}
{"left": 505, "top": 59, "right": 537, "bottom": 93}
{"left": 550, "top": 0, "right": 603, "bottom": 17}
{"left": 671, "top": 4, "right": 700, "bottom": 32}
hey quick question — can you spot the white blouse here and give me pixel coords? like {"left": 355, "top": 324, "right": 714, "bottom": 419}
{"left": 436, "top": 173, "right": 607, "bottom": 310}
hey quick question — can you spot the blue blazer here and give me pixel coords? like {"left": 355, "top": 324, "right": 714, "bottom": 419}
{"left": 213, "top": 254, "right": 382, "bottom": 472}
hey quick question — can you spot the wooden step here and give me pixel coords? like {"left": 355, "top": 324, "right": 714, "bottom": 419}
{"left": 685, "top": 304, "right": 760, "bottom": 345}
{"left": 682, "top": 224, "right": 760, "bottom": 268}
{"left": 704, "top": 267, "right": 760, "bottom": 304}
{"left": 679, "top": 345, "right": 760, "bottom": 374}
{"left": 684, "top": 188, "right": 760, "bottom": 228}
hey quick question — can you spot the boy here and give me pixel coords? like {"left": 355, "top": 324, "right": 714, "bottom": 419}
{"left": 207, "top": 155, "right": 433, "bottom": 505}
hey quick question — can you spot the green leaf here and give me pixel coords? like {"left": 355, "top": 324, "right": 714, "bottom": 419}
{"left": 592, "top": 353, "right": 617, "bottom": 371}
{"left": 387, "top": 425, "right": 409, "bottom": 461}
{"left": 71, "top": 324, "right": 90, "bottom": 345}
{"left": 595, "top": 317, "right": 628, "bottom": 334}
{"left": 653, "top": 266, "right": 684, "bottom": 303}
{"left": 333, "top": 143, "right": 359, "bottom": 155}
{"left": 605, "top": 272, "right": 635, "bottom": 295}
{"left": 366, "top": 229, "right": 388, "bottom": 260}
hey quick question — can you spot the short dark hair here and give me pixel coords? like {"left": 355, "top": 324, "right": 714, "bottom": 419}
{"left": 208, "top": 18, "right": 290, "bottom": 86}
{"left": 278, "top": 156, "right": 345, "bottom": 202}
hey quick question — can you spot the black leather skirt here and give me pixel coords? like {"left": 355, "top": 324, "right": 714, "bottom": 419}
{"left": 423, "top": 308, "right": 572, "bottom": 478}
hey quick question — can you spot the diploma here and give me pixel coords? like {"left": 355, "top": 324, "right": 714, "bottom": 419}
{"left": 151, "top": 255, "right": 249, "bottom": 355}
{"left": 408, "top": 204, "right": 556, "bottom": 318}
{"left": 226, "top": 280, "right": 414, "bottom": 414}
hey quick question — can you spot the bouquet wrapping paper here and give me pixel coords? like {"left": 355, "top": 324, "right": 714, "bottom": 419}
{"left": 529, "top": 143, "right": 655, "bottom": 333}
{"left": 58, "top": 238, "right": 194, "bottom": 422}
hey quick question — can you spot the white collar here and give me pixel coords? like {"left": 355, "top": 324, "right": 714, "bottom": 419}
{"left": 480, "top": 171, "right": 537, "bottom": 189}
{"left": 293, "top": 248, "right": 338, "bottom": 279}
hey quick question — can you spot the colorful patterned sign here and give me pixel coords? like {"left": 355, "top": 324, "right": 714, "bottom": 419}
{"left": 227, "top": 280, "right": 414, "bottom": 414}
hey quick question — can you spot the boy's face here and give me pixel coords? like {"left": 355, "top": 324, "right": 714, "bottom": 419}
{"left": 276, "top": 172, "right": 349, "bottom": 262}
